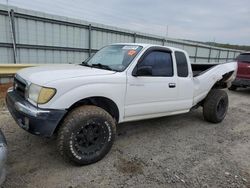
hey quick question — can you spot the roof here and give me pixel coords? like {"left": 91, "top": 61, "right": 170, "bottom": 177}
{"left": 112, "top": 43, "right": 185, "bottom": 52}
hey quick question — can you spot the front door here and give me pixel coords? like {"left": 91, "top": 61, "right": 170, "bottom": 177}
{"left": 125, "top": 49, "right": 179, "bottom": 119}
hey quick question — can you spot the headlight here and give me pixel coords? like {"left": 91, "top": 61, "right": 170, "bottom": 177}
{"left": 27, "top": 84, "right": 56, "bottom": 104}
{"left": 28, "top": 84, "right": 41, "bottom": 103}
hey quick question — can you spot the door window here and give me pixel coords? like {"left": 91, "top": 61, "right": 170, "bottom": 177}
{"left": 139, "top": 51, "right": 173, "bottom": 77}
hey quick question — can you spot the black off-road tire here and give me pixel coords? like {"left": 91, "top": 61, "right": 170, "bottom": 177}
{"left": 57, "top": 105, "right": 116, "bottom": 165}
{"left": 203, "top": 89, "right": 229, "bottom": 123}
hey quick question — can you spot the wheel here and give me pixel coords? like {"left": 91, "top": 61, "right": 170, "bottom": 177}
{"left": 203, "top": 89, "right": 228, "bottom": 123}
{"left": 57, "top": 105, "right": 116, "bottom": 165}
{"left": 228, "top": 85, "right": 237, "bottom": 91}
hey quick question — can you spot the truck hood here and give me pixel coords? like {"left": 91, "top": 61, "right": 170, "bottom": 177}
{"left": 17, "top": 64, "right": 115, "bottom": 85}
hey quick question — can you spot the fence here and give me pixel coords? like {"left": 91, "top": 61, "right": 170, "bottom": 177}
{"left": 0, "top": 3, "right": 242, "bottom": 66}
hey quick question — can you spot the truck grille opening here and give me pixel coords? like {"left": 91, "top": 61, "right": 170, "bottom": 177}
{"left": 14, "top": 77, "right": 27, "bottom": 98}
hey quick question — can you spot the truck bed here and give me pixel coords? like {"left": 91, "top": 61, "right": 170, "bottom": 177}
{"left": 192, "top": 63, "right": 218, "bottom": 77}
{"left": 192, "top": 62, "right": 237, "bottom": 105}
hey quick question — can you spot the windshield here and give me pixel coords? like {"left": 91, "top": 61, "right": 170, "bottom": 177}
{"left": 236, "top": 53, "right": 250, "bottom": 62}
{"left": 86, "top": 45, "right": 143, "bottom": 71}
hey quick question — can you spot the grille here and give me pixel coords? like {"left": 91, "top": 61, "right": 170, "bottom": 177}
{"left": 13, "top": 77, "right": 27, "bottom": 98}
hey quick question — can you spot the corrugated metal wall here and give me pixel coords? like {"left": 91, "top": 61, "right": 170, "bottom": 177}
{"left": 0, "top": 4, "right": 242, "bottom": 65}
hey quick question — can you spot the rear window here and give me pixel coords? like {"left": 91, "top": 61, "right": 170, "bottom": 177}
{"left": 236, "top": 54, "right": 250, "bottom": 62}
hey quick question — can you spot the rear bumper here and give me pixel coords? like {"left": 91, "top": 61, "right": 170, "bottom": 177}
{"left": 6, "top": 88, "right": 66, "bottom": 137}
{"left": 0, "top": 130, "right": 7, "bottom": 186}
{"left": 232, "top": 78, "right": 250, "bottom": 87}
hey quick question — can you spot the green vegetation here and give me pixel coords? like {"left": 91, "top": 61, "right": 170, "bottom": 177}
{"left": 205, "top": 42, "right": 250, "bottom": 51}
{"left": 183, "top": 39, "right": 250, "bottom": 51}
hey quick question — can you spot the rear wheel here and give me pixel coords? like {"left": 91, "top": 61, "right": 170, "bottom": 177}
{"left": 203, "top": 89, "right": 228, "bottom": 123}
{"left": 57, "top": 105, "right": 116, "bottom": 165}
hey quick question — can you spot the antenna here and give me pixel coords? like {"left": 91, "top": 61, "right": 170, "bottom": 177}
{"left": 166, "top": 25, "right": 169, "bottom": 38}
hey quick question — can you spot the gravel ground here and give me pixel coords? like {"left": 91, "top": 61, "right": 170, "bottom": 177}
{"left": 0, "top": 88, "right": 249, "bottom": 188}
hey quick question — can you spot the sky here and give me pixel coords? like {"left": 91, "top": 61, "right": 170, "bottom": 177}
{"left": 1, "top": 0, "right": 250, "bottom": 45}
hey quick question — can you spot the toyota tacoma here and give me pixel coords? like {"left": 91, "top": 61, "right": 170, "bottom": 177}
{"left": 6, "top": 43, "right": 237, "bottom": 165}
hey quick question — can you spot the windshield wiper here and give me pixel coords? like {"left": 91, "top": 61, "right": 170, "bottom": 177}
{"left": 91, "top": 63, "right": 113, "bottom": 71}
{"left": 80, "top": 61, "right": 91, "bottom": 67}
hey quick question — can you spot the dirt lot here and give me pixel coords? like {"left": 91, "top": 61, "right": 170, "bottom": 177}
{"left": 0, "top": 85, "right": 249, "bottom": 188}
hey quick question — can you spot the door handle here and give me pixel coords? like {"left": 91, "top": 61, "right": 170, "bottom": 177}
{"left": 169, "top": 83, "right": 176, "bottom": 88}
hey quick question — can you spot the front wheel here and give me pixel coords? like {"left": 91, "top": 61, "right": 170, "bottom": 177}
{"left": 203, "top": 89, "right": 229, "bottom": 123}
{"left": 57, "top": 105, "right": 116, "bottom": 165}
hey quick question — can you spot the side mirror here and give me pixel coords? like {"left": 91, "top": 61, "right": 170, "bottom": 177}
{"left": 133, "top": 65, "right": 152, "bottom": 76}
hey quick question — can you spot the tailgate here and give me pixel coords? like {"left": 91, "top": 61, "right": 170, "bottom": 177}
{"left": 237, "top": 61, "right": 250, "bottom": 79}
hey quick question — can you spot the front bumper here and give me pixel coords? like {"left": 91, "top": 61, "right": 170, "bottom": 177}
{"left": 6, "top": 88, "right": 66, "bottom": 137}
{"left": 232, "top": 78, "right": 250, "bottom": 87}
{"left": 0, "top": 129, "right": 7, "bottom": 186}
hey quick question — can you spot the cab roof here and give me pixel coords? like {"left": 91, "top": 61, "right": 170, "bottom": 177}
{"left": 112, "top": 43, "right": 186, "bottom": 53}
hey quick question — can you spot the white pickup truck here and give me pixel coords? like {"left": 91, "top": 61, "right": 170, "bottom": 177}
{"left": 6, "top": 43, "right": 237, "bottom": 165}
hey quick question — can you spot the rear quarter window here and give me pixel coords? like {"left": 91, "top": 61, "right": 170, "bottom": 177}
{"left": 175, "top": 51, "right": 189, "bottom": 77}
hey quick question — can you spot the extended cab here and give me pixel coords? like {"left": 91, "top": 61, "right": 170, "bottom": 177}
{"left": 6, "top": 43, "right": 237, "bottom": 165}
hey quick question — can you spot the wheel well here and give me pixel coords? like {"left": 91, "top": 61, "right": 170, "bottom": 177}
{"left": 68, "top": 97, "right": 119, "bottom": 122}
{"left": 212, "top": 71, "right": 234, "bottom": 89}
{"left": 53, "top": 97, "right": 119, "bottom": 135}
